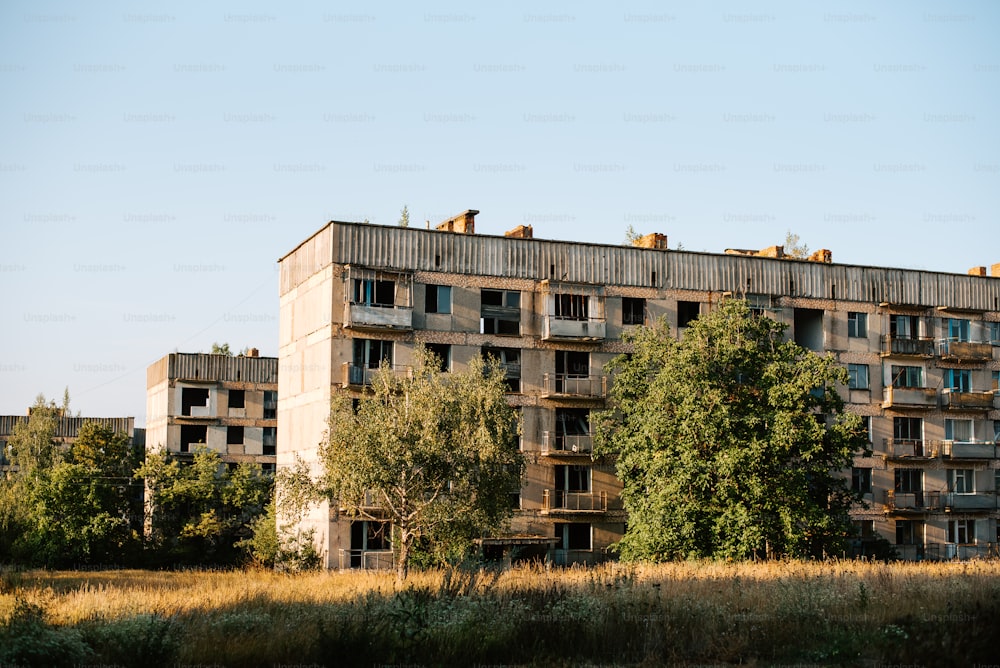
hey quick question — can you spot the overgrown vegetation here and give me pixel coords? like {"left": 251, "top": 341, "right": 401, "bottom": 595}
{"left": 1, "top": 561, "right": 998, "bottom": 666}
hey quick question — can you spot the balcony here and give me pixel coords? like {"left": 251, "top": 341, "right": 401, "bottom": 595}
{"left": 881, "top": 386, "right": 938, "bottom": 410}
{"left": 880, "top": 335, "right": 934, "bottom": 358}
{"left": 884, "top": 490, "right": 939, "bottom": 512}
{"left": 940, "top": 440, "right": 997, "bottom": 459}
{"left": 937, "top": 339, "right": 993, "bottom": 363}
{"left": 541, "top": 432, "right": 593, "bottom": 456}
{"left": 942, "top": 493, "right": 997, "bottom": 512}
{"left": 542, "top": 316, "right": 606, "bottom": 342}
{"left": 542, "top": 374, "right": 607, "bottom": 399}
{"left": 344, "top": 302, "right": 413, "bottom": 331}
{"left": 883, "top": 438, "right": 938, "bottom": 459}
{"left": 341, "top": 363, "right": 411, "bottom": 388}
{"left": 941, "top": 389, "right": 996, "bottom": 411}
{"left": 541, "top": 490, "right": 608, "bottom": 513}
{"left": 338, "top": 549, "right": 394, "bottom": 570}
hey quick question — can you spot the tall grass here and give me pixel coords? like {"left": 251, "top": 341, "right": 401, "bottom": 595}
{"left": 2, "top": 560, "right": 999, "bottom": 666}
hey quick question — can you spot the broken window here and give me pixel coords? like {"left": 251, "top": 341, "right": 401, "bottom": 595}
{"left": 621, "top": 297, "right": 645, "bottom": 326}
{"left": 481, "top": 289, "right": 520, "bottom": 335}
{"left": 425, "top": 284, "right": 452, "bottom": 314}
{"left": 179, "top": 425, "right": 207, "bottom": 453}
{"left": 677, "top": 301, "right": 700, "bottom": 328}
{"left": 554, "top": 293, "right": 588, "bottom": 321}
{"left": 353, "top": 339, "right": 393, "bottom": 369}
{"left": 555, "top": 523, "right": 592, "bottom": 550}
{"left": 227, "top": 426, "right": 244, "bottom": 445}
{"left": 181, "top": 387, "right": 210, "bottom": 416}
{"left": 793, "top": 308, "right": 824, "bottom": 351}
{"left": 425, "top": 343, "right": 451, "bottom": 372}
{"left": 890, "top": 365, "right": 923, "bottom": 388}
{"left": 482, "top": 347, "right": 521, "bottom": 392}
{"left": 228, "top": 389, "right": 245, "bottom": 409}
{"left": 352, "top": 278, "right": 396, "bottom": 307}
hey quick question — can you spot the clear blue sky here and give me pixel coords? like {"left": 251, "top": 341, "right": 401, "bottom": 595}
{"left": 1, "top": 0, "right": 997, "bottom": 425}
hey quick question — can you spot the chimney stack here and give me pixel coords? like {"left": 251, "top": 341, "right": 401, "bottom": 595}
{"left": 436, "top": 209, "right": 479, "bottom": 234}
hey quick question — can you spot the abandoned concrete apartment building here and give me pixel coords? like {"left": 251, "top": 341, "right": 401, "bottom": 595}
{"left": 145, "top": 351, "right": 278, "bottom": 472}
{"left": 277, "top": 211, "right": 1000, "bottom": 568}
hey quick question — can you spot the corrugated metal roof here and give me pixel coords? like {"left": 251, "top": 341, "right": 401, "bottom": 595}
{"left": 0, "top": 415, "right": 135, "bottom": 439}
{"left": 279, "top": 221, "right": 1000, "bottom": 310}
{"left": 165, "top": 353, "right": 278, "bottom": 384}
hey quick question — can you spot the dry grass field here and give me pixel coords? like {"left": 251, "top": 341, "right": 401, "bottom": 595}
{"left": 2, "top": 559, "right": 999, "bottom": 666}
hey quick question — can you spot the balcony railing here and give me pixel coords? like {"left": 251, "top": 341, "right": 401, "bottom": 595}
{"left": 937, "top": 339, "right": 993, "bottom": 362}
{"left": 880, "top": 335, "right": 934, "bottom": 358}
{"left": 344, "top": 302, "right": 413, "bottom": 331}
{"left": 338, "top": 549, "right": 394, "bottom": 570}
{"left": 884, "top": 490, "right": 940, "bottom": 511}
{"left": 542, "top": 374, "right": 607, "bottom": 399}
{"left": 941, "top": 389, "right": 996, "bottom": 411}
{"left": 341, "top": 363, "right": 411, "bottom": 388}
{"left": 883, "top": 438, "right": 938, "bottom": 459}
{"left": 939, "top": 440, "right": 997, "bottom": 459}
{"left": 542, "top": 490, "right": 608, "bottom": 512}
{"left": 541, "top": 432, "right": 593, "bottom": 456}
{"left": 881, "top": 386, "right": 938, "bottom": 409}
{"left": 941, "top": 492, "right": 997, "bottom": 511}
{"left": 542, "top": 316, "right": 607, "bottom": 341}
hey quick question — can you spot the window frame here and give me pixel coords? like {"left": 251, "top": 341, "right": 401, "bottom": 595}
{"left": 621, "top": 297, "right": 646, "bottom": 326}
{"left": 424, "top": 284, "right": 452, "bottom": 314}
{"left": 847, "top": 312, "right": 868, "bottom": 338}
{"left": 848, "top": 363, "right": 869, "bottom": 390}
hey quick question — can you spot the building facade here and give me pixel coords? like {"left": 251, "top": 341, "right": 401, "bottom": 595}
{"left": 145, "top": 351, "right": 278, "bottom": 471}
{"left": 278, "top": 214, "right": 1000, "bottom": 568}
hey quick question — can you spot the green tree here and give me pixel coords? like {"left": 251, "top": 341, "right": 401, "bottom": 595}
{"left": 398, "top": 204, "right": 410, "bottom": 228}
{"left": 624, "top": 224, "right": 642, "bottom": 246}
{"left": 594, "top": 299, "right": 866, "bottom": 561}
{"left": 784, "top": 230, "right": 810, "bottom": 259}
{"left": 319, "top": 349, "right": 523, "bottom": 581}
{"left": 136, "top": 448, "right": 272, "bottom": 565}
{"left": 210, "top": 342, "right": 233, "bottom": 356}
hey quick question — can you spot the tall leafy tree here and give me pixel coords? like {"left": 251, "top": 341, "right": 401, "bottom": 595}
{"left": 137, "top": 448, "right": 272, "bottom": 565}
{"left": 320, "top": 349, "right": 523, "bottom": 581}
{"left": 594, "top": 299, "right": 866, "bottom": 561}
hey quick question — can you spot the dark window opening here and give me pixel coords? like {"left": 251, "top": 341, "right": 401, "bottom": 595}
{"left": 896, "top": 520, "right": 923, "bottom": 545}
{"left": 181, "top": 388, "right": 210, "bottom": 416}
{"left": 353, "top": 339, "right": 393, "bottom": 369}
{"left": 556, "top": 522, "right": 592, "bottom": 550}
{"left": 677, "top": 301, "right": 700, "bottom": 328}
{"left": 555, "top": 464, "right": 590, "bottom": 493}
{"left": 894, "top": 468, "right": 922, "bottom": 493}
{"left": 852, "top": 467, "right": 873, "bottom": 494}
{"left": 622, "top": 297, "right": 645, "bottom": 326}
{"left": 481, "top": 289, "right": 521, "bottom": 335}
{"left": 482, "top": 347, "right": 521, "bottom": 392}
{"left": 180, "top": 425, "right": 207, "bottom": 453}
{"left": 262, "top": 427, "right": 276, "bottom": 456}
{"left": 794, "top": 308, "right": 824, "bottom": 351}
{"left": 894, "top": 417, "right": 923, "bottom": 443}
{"left": 554, "top": 293, "right": 588, "bottom": 320}
{"left": 263, "top": 390, "right": 277, "bottom": 419}
{"left": 425, "top": 343, "right": 451, "bottom": 372}
{"left": 353, "top": 279, "right": 396, "bottom": 307}
{"left": 227, "top": 426, "right": 244, "bottom": 445}
{"left": 425, "top": 284, "right": 452, "bottom": 314}
{"left": 228, "top": 390, "right": 245, "bottom": 409}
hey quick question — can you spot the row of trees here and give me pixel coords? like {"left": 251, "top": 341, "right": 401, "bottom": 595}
{"left": 2, "top": 298, "right": 868, "bottom": 573}
{"left": 0, "top": 397, "right": 275, "bottom": 568}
